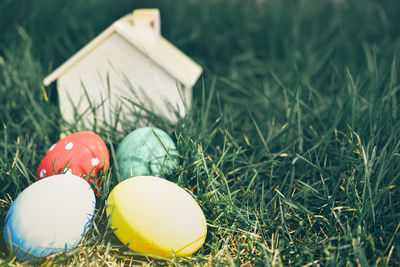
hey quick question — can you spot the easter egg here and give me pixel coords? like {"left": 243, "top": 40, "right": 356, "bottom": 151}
{"left": 116, "top": 127, "right": 179, "bottom": 179}
{"left": 106, "top": 176, "right": 207, "bottom": 258}
{"left": 3, "top": 174, "right": 95, "bottom": 258}
{"left": 36, "top": 131, "right": 109, "bottom": 186}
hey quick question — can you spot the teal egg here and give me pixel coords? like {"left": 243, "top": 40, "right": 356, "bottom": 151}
{"left": 116, "top": 127, "right": 179, "bottom": 179}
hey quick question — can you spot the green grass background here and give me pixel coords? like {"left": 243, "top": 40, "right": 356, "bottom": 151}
{"left": 1, "top": 0, "right": 400, "bottom": 265}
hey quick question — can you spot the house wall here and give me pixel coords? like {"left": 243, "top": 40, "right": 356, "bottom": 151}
{"left": 57, "top": 32, "right": 188, "bottom": 130}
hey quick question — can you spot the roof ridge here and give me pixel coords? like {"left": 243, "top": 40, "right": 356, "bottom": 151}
{"left": 43, "top": 13, "right": 202, "bottom": 88}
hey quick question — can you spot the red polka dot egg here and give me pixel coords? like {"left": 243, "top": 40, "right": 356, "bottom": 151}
{"left": 36, "top": 132, "right": 109, "bottom": 185}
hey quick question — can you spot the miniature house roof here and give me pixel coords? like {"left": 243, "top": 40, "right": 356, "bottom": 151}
{"left": 43, "top": 9, "right": 202, "bottom": 89}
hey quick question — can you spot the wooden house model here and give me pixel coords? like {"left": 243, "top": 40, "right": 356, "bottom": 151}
{"left": 44, "top": 9, "right": 202, "bottom": 129}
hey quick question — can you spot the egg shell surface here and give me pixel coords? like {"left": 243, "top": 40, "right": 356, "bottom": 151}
{"left": 106, "top": 176, "right": 207, "bottom": 258}
{"left": 36, "top": 131, "right": 109, "bottom": 185}
{"left": 116, "top": 127, "right": 179, "bottom": 179}
{"left": 3, "top": 174, "right": 96, "bottom": 258}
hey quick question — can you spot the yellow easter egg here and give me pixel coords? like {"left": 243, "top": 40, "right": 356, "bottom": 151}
{"left": 106, "top": 176, "right": 207, "bottom": 258}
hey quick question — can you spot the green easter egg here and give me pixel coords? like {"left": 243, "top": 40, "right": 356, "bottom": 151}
{"left": 116, "top": 127, "right": 179, "bottom": 179}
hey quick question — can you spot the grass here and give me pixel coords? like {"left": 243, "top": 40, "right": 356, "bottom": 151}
{"left": 1, "top": 0, "right": 400, "bottom": 265}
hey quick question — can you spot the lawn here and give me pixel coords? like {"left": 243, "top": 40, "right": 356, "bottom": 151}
{"left": 1, "top": 0, "right": 400, "bottom": 265}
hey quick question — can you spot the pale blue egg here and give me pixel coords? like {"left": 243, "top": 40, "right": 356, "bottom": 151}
{"left": 3, "top": 174, "right": 95, "bottom": 258}
{"left": 116, "top": 127, "right": 179, "bottom": 179}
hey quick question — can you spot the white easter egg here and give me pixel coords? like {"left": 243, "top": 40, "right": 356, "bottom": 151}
{"left": 106, "top": 176, "right": 207, "bottom": 258}
{"left": 3, "top": 174, "right": 96, "bottom": 258}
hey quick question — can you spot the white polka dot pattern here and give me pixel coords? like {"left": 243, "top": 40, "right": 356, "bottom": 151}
{"left": 39, "top": 169, "right": 46, "bottom": 178}
{"left": 63, "top": 168, "right": 72, "bottom": 175}
{"left": 91, "top": 158, "right": 100, "bottom": 167}
{"left": 65, "top": 142, "right": 74, "bottom": 150}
